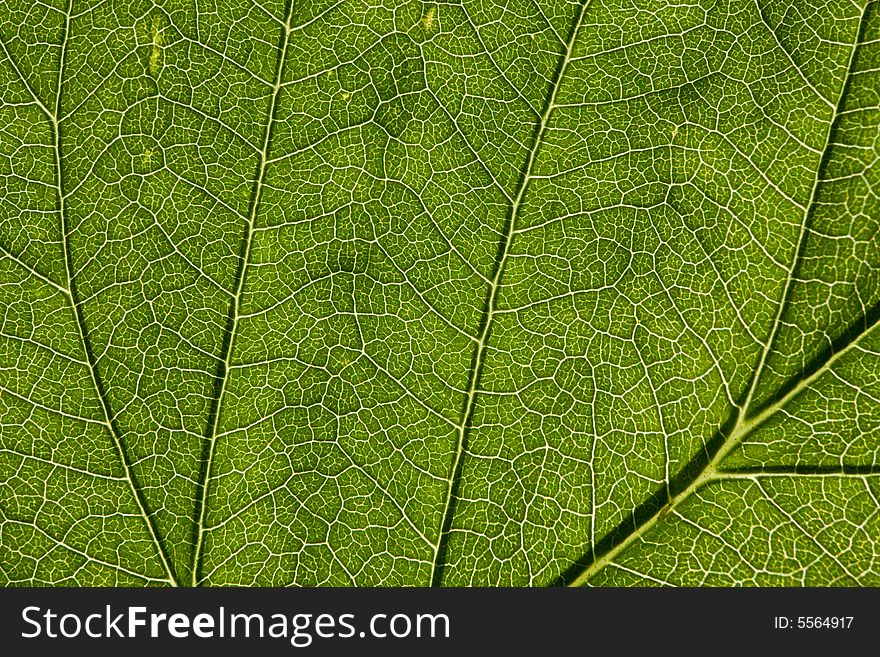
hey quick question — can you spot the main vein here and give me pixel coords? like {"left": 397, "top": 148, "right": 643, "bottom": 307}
{"left": 50, "top": 0, "right": 178, "bottom": 585}
{"left": 189, "top": 0, "right": 295, "bottom": 587}
{"left": 567, "top": 1, "right": 872, "bottom": 587}
{"left": 429, "top": 0, "right": 594, "bottom": 586}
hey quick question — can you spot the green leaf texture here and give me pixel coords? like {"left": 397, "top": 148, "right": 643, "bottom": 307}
{"left": 1, "top": 0, "right": 878, "bottom": 586}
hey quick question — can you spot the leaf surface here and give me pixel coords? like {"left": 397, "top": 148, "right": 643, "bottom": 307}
{"left": 0, "top": 0, "right": 878, "bottom": 586}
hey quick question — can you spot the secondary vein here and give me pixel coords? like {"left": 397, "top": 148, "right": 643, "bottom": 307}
{"left": 189, "top": 0, "right": 296, "bottom": 587}
{"left": 51, "top": 0, "right": 178, "bottom": 585}
{"left": 429, "top": 0, "right": 594, "bottom": 586}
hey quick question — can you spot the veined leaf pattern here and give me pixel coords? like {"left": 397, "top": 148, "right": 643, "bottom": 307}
{"left": 0, "top": 0, "right": 878, "bottom": 586}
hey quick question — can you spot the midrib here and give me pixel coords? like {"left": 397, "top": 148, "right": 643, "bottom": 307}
{"left": 190, "top": 0, "right": 296, "bottom": 587}
{"left": 567, "top": 1, "right": 872, "bottom": 587}
{"left": 430, "top": 0, "right": 594, "bottom": 586}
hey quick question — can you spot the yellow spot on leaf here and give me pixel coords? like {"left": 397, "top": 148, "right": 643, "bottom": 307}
{"left": 150, "top": 16, "right": 163, "bottom": 76}
{"left": 420, "top": 5, "right": 436, "bottom": 30}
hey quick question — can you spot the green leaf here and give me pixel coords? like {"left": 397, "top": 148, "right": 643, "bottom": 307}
{"left": 0, "top": 0, "right": 878, "bottom": 587}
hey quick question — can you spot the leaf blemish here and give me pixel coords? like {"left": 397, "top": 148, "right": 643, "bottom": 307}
{"left": 150, "top": 16, "right": 163, "bottom": 76}
{"left": 420, "top": 5, "right": 436, "bottom": 30}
